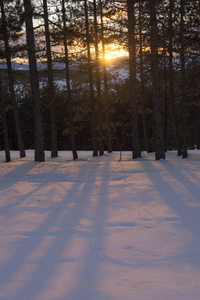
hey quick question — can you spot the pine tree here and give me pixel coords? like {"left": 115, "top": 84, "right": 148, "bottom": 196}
{"left": 180, "top": 0, "right": 188, "bottom": 158}
{"left": 61, "top": 0, "right": 78, "bottom": 160}
{"left": 93, "top": 0, "right": 104, "bottom": 156}
{"left": 0, "top": 69, "right": 11, "bottom": 162}
{"left": 127, "top": 0, "right": 141, "bottom": 159}
{"left": 149, "top": 0, "right": 165, "bottom": 160}
{"left": 23, "top": 0, "right": 45, "bottom": 161}
{"left": 84, "top": 0, "right": 98, "bottom": 156}
{"left": 0, "top": 0, "right": 26, "bottom": 158}
{"left": 138, "top": 0, "right": 149, "bottom": 153}
{"left": 100, "top": 0, "right": 112, "bottom": 153}
{"left": 43, "top": 0, "right": 58, "bottom": 158}
{"left": 168, "top": 0, "right": 182, "bottom": 155}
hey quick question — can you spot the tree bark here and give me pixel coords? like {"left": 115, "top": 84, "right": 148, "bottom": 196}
{"left": 23, "top": 0, "right": 45, "bottom": 162}
{"left": 93, "top": 0, "right": 104, "bottom": 156}
{"left": 100, "top": 0, "right": 112, "bottom": 153}
{"left": 62, "top": 0, "right": 78, "bottom": 160}
{"left": 180, "top": 0, "right": 188, "bottom": 158}
{"left": 0, "top": 0, "right": 25, "bottom": 158}
{"left": 169, "top": 0, "right": 182, "bottom": 155}
{"left": 84, "top": 0, "right": 98, "bottom": 156}
{"left": 139, "top": 0, "right": 149, "bottom": 153}
{"left": 127, "top": 0, "right": 141, "bottom": 159}
{"left": 43, "top": 0, "right": 58, "bottom": 158}
{"left": 163, "top": 49, "right": 168, "bottom": 151}
{"left": 0, "top": 69, "right": 11, "bottom": 162}
{"left": 149, "top": 0, "right": 165, "bottom": 160}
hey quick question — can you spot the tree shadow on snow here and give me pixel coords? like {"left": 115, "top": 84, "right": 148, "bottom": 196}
{"left": 144, "top": 158, "right": 200, "bottom": 268}
{"left": 0, "top": 158, "right": 114, "bottom": 300}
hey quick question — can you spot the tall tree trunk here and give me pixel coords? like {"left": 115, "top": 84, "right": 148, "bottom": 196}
{"left": 23, "top": 0, "right": 45, "bottom": 162}
{"left": 149, "top": 0, "right": 165, "bottom": 160}
{"left": 84, "top": 0, "right": 98, "bottom": 156}
{"left": 100, "top": 0, "right": 112, "bottom": 153}
{"left": 43, "top": 0, "right": 58, "bottom": 158}
{"left": 62, "top": 0, "right": 78, "bottom": 160}
{"left": 139, "top": 0, "right": 149, "bottom": 153}
{"left": 0, "top": 0, "right": 25, "bottom": 158}
{"left": 169, "top": 0, "right": 182, "bottom": 155}
{"left": 127, "top": 0, "right": 141, "bottom": 159}
{"left": 93, "top": 0, "right": 104, "bottom": 156}
{"left": 0, "top": 69, "right": 11, "bottom": 162}
{"left": 163, "top": 49, "right": 168, "bottom": 151}
{"left": 180, "top": 0, "right": 188, "bottom": 158}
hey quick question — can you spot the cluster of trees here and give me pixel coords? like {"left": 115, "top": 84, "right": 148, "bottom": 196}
{"left": 0, "top": 0, "right": 199, "bottom": 162}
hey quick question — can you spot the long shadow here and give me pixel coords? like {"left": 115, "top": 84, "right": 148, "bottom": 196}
{"left": 144, "top": 159, "right": 200, "bottom": 267}
{"left": 0, "top": 161, "right": 69, "bottom": 217}
{"left": 66, "top": 159, "right": 113, "bottom": 300}
{"left": 164, "top": 158, "right": 200, "bottom": 198}
{"left": 3, "top": 154, "right": 200, "bottom": 299}
{"left": 0, "top": 160, "right": 37, "bottom": 189}
{"left": 0, "top": 159, "right": 98, "bottom": 299}
{"left": 1, "top": 157, "right": 119, "bottom": 300}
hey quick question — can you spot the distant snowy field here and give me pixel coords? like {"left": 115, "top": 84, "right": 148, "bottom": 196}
{"left": 0, "top": 60, "right": 130, "bottom": 90}
{"left": 0, "top": 150, "right": 200, "bottom": 300}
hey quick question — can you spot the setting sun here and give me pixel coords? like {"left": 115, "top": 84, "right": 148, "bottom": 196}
{"left": 104, "top": 49, "right": 128, "bottom": 61}
{"left": 102, "top": 45, "right": 128, "bottom": 61}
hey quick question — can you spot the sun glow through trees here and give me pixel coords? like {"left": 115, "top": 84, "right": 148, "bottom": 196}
{"left": 104, "top": 49, "right": 128, "bottom": 61}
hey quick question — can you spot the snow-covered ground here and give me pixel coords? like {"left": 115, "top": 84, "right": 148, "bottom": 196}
{"left": 0, "top": 61, "right": 66, "bottom": 71}
{"left": 0, "top": 150, "right": 200, "bottom": 300}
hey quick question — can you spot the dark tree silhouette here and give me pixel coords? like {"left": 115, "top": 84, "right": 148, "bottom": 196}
{"left": 23, "top": 0, "right": 45, "bottom": 161}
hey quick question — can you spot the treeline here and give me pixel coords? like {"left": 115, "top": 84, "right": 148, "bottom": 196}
{"left": 0, "top": 0, "right": 199, "bottom": 162}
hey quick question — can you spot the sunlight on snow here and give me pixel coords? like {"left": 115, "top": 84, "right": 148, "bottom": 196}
{"left": 0, "top": 150, "right": 200, "bottom": 299}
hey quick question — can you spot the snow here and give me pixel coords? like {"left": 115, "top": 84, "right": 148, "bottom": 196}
{"left": 0, "top": 150, "right": 200, "bottom": 300}
{"left": 0, "top": 61, "right": 74, "bottom": 72}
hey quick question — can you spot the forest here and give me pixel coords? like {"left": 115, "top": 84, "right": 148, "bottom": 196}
{"left": 0, "top": 0, "right": 199, "bottom": 162}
